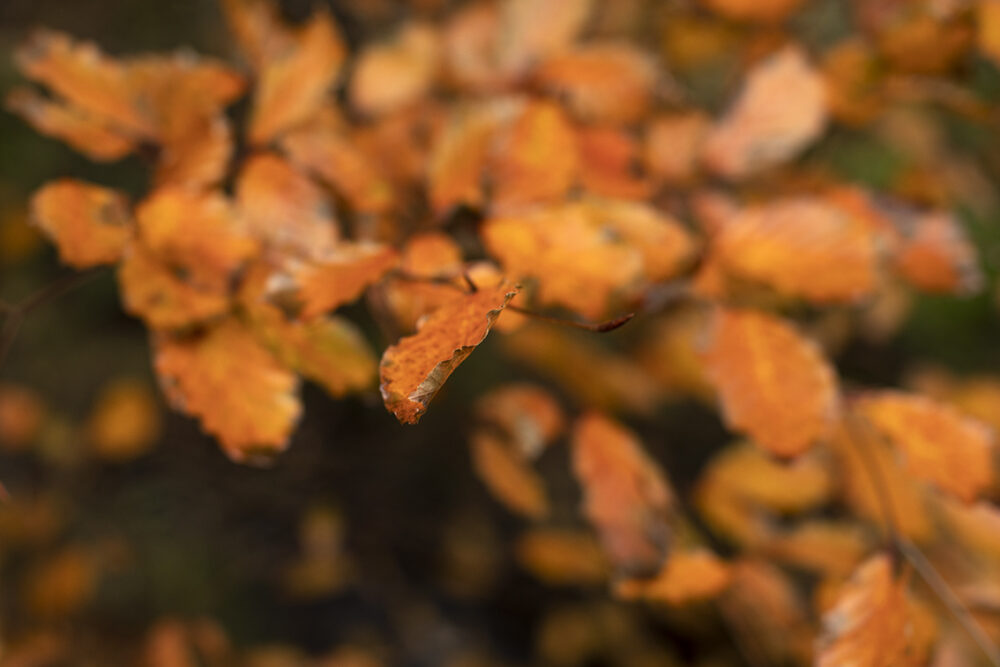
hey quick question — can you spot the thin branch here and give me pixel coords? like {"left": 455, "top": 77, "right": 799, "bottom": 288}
{"left": 507, "top": 306, "right": 634, "bottom": 332}
{"left": 898, "top": 537, "right": 1000, "bottom": 667}
{"left": 0, "top": 267, "right": 105, "bottom": 369}
{"left": 845, "top": 409, "right": 1000, "bottom": 667}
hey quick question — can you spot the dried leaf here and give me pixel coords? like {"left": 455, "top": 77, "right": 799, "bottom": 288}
{"left": 154, "top": 319, "right": 301, "bottom": 463}
{"left": 380, "top": 280, "right": 518, "bottom": 424}
{"left": 470, "top": 431, "right": 550, "bottom": 519}
{"left": 136, "top": 188, "right": 258, "bottom": 292}
{"left": 350, "top": 23, "right": 441, "bottom": 116}
{"left": 86, "top": 377, "right": 162, "bottom": 461}
{"left": 30, "top": 180, "right": 132, "bottom": 268}
{"left": 290, "top": 243, "right": 399, "bottom": 319}
{"left": 571, "top": 413, "right": 673, "bottom": 575}
{"left": 615, "top": 549, "right": 732, "bottom": 604}
{"left": 236, "top": 153, "right": 338, "bottom": 259}
{"left": 715, "top": 197, "right": 882, "bottom": 303}
{"left": 576, "top": 125, "right": 651, "bottom": 200}
{"left": 534, "top": 43, "right": 658, "bottom": 124}
{"left": 703, "top": 308, "right": 840, "bottom": 457}
{"left": 475, "top": 383, "right": 564, "bottom": 459}
{"left": 248, "top": 7, "right": 346, "bottom": 144}
{"left": 702, "top": 46, "right": 827, "bottom": 179}
{"left": 118, "top": 243, "right": 231, "bottom": 331}
{"left": 514, "top": 528, "right": 609, "bottom": 585}
{"left": 488, "top": 100, "right": 578, "bottom": 213}
{"left": 5, "top": 86, "right": 135, "bottom": 161}
{"left": 817, "top": 553, "right": 918, "bottom": 667}
{"left": 856, "top": 391, "right": 994, "bottom": 502}
{"left": 894, "top": 211, "right": 982, "bottom": 295}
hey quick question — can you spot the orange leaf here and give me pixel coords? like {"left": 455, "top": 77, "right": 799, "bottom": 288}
{"left": 533, "top": 43, "right": 658, "bottom": 124}
{"left": 495, "top": 0, "right": 592, "bottom": 75}
{"left": 382, "top": 232, "right": 466, "bottom": 331}
{"left": 702, "top": 46, "right": 827, "bottom": 179}
{"left": 236, "top": 153, "right": 339, "bottom": 259}
{"left": 571, "top": 413, "right": 673, "bottom": 575}
{"left": 154, "top": 318, "right": 301, "bottom": 463}
{"left": 280, "top": 109, "right": 395, "bottom": 214}
{"left": 470, "top": 431, "right": 550, "bottom": 519}
{"left": 576, "top": 125, "right": 652, "bottom": 200}
{"left": 855, "top": 391, "right": 994, "bottom": 502}
{"left": 380, "top": 280, "right": 518, "bottom": 424}
{"left": 247, "top": 7, "right": 346, "bottom": 144}
{"left": 427, "top": 105, "right": 499, "bottom": 215}
{"left": 482, "top": 198, "right": 693, "bottom": 319}
{"left": 117, "top": 243, "right": 231, "bottom": 331}
{"left": 475, "top": 383, "right": 565, "bottom": 459}
{"left": 763, "top": 520, "right": 871, "bottom": 577}
{"left": 514, "top": 528, "right": 609, "bottom": 585}
{"left": 30, "top": 179, "right": 132, "bottom": 268}
{"left": 136, "top": 188, "right": 258, "bottom": 292}
{"left": 817, "top": 553, "right": 918, "bottom": 667}
{"left": 349, "top": 23, "right": 441, "bottom": 117}
{"left": 86, "top": 377, "right": 162, "bottom": 462}
{"left": 0, "top": 383, "right": 46, "bottom": 452}
{"left": 615, "top": 549, "right": 731, "bottom": 604}
{"left": 290, "top": 243, "right": 399, "bottom": 320}
{"left": 644, "top": 111, "right": 711, "bottom": 185}
{"left": 703, "top": 308, "right": 839, "bottom": 457}
{"left": 488, "top": 100, "right": 578, "bottom": 213}
{"left": 714, "top": 197, "right": 881, "bottom": 303}
{"left": 5, "top": 87, "right": 135, "bottom": 161}
{"left": 894, "top": 211, "right": 982, "bottom": 295}
{"left": 699, "top": 0, "right": 805, "bottom": 23}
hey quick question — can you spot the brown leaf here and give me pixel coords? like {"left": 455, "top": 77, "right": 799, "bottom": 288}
{"left": 714, "top": 197, "right": 882, "bottom": 303}
{"left": 533, "top": 43, "right": 658, "bottom": 124}
{"left": 703, "top": 308, "right": 840, "bottom": 457}
{"left": 291, "top": 243, "right": 399, "bottom": 319}
{"left": 236, "top": 153, "right": 339, "bottom": 259}
{"left": 248, "top": 7, "right": 346, "bottom": 144}
{"left": 349, "top": 23, "right": 441, "bottom": 116}
{"left": 29, "top": 179, "right": 132, "bottom": 268}
{"left": 615, "top": 549, "right": 732, "bottom": 604}
{"left": 380, "top": 279, "right": 518, "bottom": 424}
{"left": 702, "top": 46, "right": 827, "bottom": 179}
{"left": 856, "top": 391, "right": 994, "bottom": 502}
{"left": 117, "top": 243, "right": 231, "bottom": 331}
{"left": 154, "top": 319, "right": 301, "bottom": 463}
{"left": 470, "top": 431, "right": 550, "bottom": 519}
{"left": 571, "top": 413, "right": 673, "bottom": 575}
{"left": 817, "top": 553, "right": 919, "bottom": 667}
{"left": 5, "top": 87, "right": 135, "bottom": 161}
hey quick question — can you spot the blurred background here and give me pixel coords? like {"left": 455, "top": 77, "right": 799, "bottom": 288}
{"left": 3, "top": 0, "right": 1000, "bottom": 665}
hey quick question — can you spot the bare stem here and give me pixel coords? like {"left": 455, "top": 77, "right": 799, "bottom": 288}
{"left": 507, "top": 306, "right": 634, "bottom": 332}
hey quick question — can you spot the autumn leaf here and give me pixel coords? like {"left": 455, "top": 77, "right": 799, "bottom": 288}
{"left": 576, "top": 125, "right": 652, "bottom": 201}
{"left": 533, "top": 43, "right": 658, "bottom": 124}
{"left": 488, "top": 100, "right": 578, "bottom": 213}
{"left": 855, "top": 391, "right": 994, "bottom": 502}
{"left": 349, "top": 23, "right": 441, "bottom": 117}
{"left": 380, "top": 280, "right": 518, "bottom": 424}
{"left": 817, "top": 553, "right": 920, "bottom": 667}
{"left": 5, "top": 86, "right": 135, "bottom": 161}
{"left": 495, "top": 0, "right": 592, "bottom": 75}
{"left": 699, "top": 0, "right": 805, "bottom": 23}
{"left": 469, "top": 431, "right": 550, "bottom": 519}
{"left": 136, "top": 188, "right": 258, "bottom": 293}
{"left": 714, "top": 197, "right": 882, "bottom": 303}
{"left": 247, "top": 6, "right": 346, "bottom": 145}
{"left": 514, "top": 528, "right": 609, "bottom": 586}
{"left": 615, "top": 549, "right": 732, "bottom": 604}
{"left": 382, "top": 232, "right": 466, "bottom": 331}
{"left": 427, "top": 105, "right": 499, "bottom": 215}
{"left": 644, "top": 111, "right": 711, "bottom": 185}
{"left": 571, "top": 413, "right": 673, "bottom": 575}
{"left": 235, "top": 153, "right": 339, "bottom": 259}
{"left": 893, "top": 211, "right": 982, "bottom": 295}
{"left": 474, "top": 383, "right": 565, "bottom": 459}
{"left": 702, "top": 46, "right": 827, "bottom": 179}
{"left": 86, "top": 377, "right": 162, "bottom": 462}
{"left": 154, "top": 318, "right": 301, "bottom": 463}
{"left": 290, "top": 243, "right": 399, "bottom": 320}
{"left": 763, "top": 520, "right": 871, "bottom": 577}
{"left": 117, "top": 243, "right": 231, "bottom": 331}
{"left": 29, "top": 179, "right": 132, "bottom": 268}
{"left": 702, "top": 308, "right": 840, "bottom": 457}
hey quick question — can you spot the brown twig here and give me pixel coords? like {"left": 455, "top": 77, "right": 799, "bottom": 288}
{"left": 0, "top": 267, "right": 104, "bottom": 369}
{"left": 844, "top": 409, "right": 1000, "bottom": 667}
{"left": 507, "top": 306, "right": 635, "bottom": 333}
